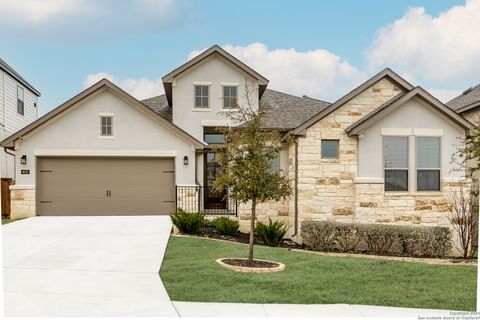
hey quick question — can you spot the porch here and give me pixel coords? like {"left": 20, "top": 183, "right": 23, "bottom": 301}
{"left": 175, "top": 185, "right": 237, "bottom": 216}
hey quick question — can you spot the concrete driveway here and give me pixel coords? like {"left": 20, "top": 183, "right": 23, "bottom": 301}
{"left": 2, "top": 216, "right": 178, "bottom": 317}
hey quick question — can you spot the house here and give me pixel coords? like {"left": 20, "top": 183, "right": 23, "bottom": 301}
{"left": 0, "top": 58, "right": 41, "bottom": 216}
{"left": 447, "top": 84, "right": 480, "bottom": 124}
{"left": 0, "top": 45, "right": 473, "bottom": 246}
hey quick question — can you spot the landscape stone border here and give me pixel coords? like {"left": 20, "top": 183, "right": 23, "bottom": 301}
{"left": 216, "top": 258, "right": 285, "bottom": 273}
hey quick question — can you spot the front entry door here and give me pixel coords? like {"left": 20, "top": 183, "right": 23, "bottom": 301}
{"left": 204, "top": 151, "right": 226, "bottom": 209}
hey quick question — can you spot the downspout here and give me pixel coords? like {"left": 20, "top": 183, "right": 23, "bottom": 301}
{"left": 4, "top": 147, "right": 15, "bottom": 182}
{"left": 291, "top": 138, "right": 299, "bottom": 238}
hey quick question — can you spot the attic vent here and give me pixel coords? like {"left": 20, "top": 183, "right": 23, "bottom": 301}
{"left": 463, "top": 87, "right": 474, "bottom": 95}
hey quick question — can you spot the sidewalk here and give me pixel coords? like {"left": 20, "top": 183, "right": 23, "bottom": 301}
{"left": 172, "top": 301, "right": 457, "bottom": 318}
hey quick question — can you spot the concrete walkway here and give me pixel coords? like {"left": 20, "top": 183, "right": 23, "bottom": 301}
{"left": 172, "top": 301, "right": 457, "bottom": 318}
{"left": 2, "top": 216, "right": 177, "bottom": 317}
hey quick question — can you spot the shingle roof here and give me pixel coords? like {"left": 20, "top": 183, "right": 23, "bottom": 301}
{"left": 141, "top": 94, "right": 172, "bottom": 122}
{"left": 259, "top": 89, "right": 330, "bottom": 130}
{"left": 447, "top": 84, "right": 480, "bottom": 113}
{"left": 0, "top": 58, "right": 41, "bottom": 96}
{"left": 141, "top": 89, "right": 330, "bottom": 130}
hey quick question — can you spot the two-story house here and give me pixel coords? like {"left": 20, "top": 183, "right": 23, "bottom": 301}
{"left": 0, "top": 45, "right": 473, "bottom": 248}
{"left": 0, "top": 58, "right": 40, "bottom": 216}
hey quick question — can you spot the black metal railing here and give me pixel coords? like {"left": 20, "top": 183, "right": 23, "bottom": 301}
{"left": 175, "top": 185, "right": 237, "bottom": 216}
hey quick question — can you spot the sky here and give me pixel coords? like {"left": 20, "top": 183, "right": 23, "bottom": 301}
{"left": 1, "top": 0, "right": 479, "bottom": 116}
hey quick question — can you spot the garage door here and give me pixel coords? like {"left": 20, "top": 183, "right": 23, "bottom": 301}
{"left": 37, "top": 157, "right": 175, "bottom": 216}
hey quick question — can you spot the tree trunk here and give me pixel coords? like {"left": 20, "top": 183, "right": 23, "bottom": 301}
{"left": 248, "top": 198, "right": 257, "bottom": 264}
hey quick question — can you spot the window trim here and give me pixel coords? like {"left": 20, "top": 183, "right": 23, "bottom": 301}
{"left": 321, "top": 139, "right": 340, "bottom": 159}
{"left": 193, "top": 84, "right": 210, "bottom": 109}
{"left": 415, "top": 136, "right": 441, "bottom": 192}
{"left": 99, "top": 114, "right": 114, "bottom": 138}
{"left": 17, "top": 85, "right": 24, "bottom": 116}
{"left": 383, "top": 135, "right": 409, "bottom": 192}
{"left": 221, "top": 85, "right": 238, "bottom": 110}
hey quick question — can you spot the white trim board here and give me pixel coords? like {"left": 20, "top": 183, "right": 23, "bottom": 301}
{"left": 33, "top": 149, "right": 178, "bottom": 157}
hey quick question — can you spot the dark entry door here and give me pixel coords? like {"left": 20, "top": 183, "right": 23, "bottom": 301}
{"left": 204, "top": 151, "right": 226, "bottom": 209}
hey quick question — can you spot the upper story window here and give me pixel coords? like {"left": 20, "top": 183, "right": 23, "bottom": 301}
{"left": 195, "top": 85, "right": 209, "bottom": 108}
{"left": 384, "top": 136, "right": 408, "bottom": 191}
{"left": 416, "top": 137, "right": 440, "bottom": 191}
{"left": 204, "top": 127, "right": 224, "bottom": 144}
{"left": 100, "top": 115, "right": 113, "bottom": 136}
{"left": 17, "top": 86, "right": 24, "bottom": 115}
{"left": 223, "top": 86, "right": 238, "bottom": 109}
{"left": 321, "top": 140, "right": 339, "bottom": 159}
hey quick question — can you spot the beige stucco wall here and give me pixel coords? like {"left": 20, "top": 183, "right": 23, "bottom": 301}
{"left": 10, "top": 88, "right": 200, "bottom": 217}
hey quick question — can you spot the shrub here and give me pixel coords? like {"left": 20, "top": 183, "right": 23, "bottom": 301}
{"left": 418, "top": 226, "right": 452, "bottom": 258}
{"left": 357, "top": 224, "right": 400, "bottom": 255}
{"left": 255, "top": 218, "right": 287, "bottom": 247}
{"left": 213, "top": 217, "right": 239, "bottom": 236}
{"left": 300, "top": 221, "right": 453, "bottom": 258}
{"left": 203, "top": 218, "right": 216, "bottom": 228}
{"left": 170, "top": 208, "right": 205, "bottom": 234}
{"left": 335, "top": 223, "right": 361, "bottom": 253}
{"left": 396, "top": 226, "right": 423, "bottom": 257}
{"left": 301, "top": 221, "right": 337, "bottom": 251}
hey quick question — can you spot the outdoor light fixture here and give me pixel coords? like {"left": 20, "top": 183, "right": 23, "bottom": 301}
{"left": 20, "top": 155, "right": 27, "bottom": 165}
{"left": 183, "top": 156, "right": 189, "bottom": 165}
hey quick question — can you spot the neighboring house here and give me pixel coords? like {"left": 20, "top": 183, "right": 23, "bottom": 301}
{"left": 0, "top": 45, "right": 473, "bottom": 249}
{"left": 447, "top": 84, "right": 480, "bottom": 124}
{"left": 0, "top": 58, "right": 40, "bottom": 216}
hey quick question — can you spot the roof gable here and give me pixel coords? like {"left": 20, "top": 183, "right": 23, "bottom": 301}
{"left": 346, "top": 86, "right": 474, "bottom": 136}
{"left": 161, "top": 45, "right": 269, "bottom": 105}
{"left": 291, "top": 68, "right": 414, "bottom": 135}
{"left": 1, "top": 79, "right": 205, "bottom": 149}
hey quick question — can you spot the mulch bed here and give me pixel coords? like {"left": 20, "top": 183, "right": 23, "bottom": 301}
{"left": 192, "top": 226, "right": 306, "bottom": 249}
{"left": 221, "top": 258, "right": 279, "bottom": 268}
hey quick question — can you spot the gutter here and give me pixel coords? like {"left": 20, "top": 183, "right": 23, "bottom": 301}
{"left": 291, "top": 138, "right": 299, "bottom": 238}
{"left": 3, "top": 147, "right": 16, "bottom": 182}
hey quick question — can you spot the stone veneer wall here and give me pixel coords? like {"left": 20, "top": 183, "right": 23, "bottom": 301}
{"left": 237, "top": 143, "right": 297, "bottom": 233}
{"left": 10, "top": 186, "right": 36, "bottom": 219}
{"left": 354, "top": 181, "right": 468, "bottom": 227}
{"left": 296, "top": 78, "right": 405, "bottom": 228}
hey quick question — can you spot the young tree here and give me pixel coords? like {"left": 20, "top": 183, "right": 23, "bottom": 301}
{"left": 214, "top": 85, "right": 292, "bottom": 265}
{"left": 446, "top": 188, "right": 478, "bottom": 258}
{"left": 451, "top": 121, "right": 480, "bottom": 257}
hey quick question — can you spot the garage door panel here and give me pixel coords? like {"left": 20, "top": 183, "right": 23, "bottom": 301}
{"left": 37, "top": 157, "right": 175, "bottom": 216}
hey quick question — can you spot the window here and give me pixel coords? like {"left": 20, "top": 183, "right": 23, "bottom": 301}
{"left": 223, "top": 86, "right": 237, "bottom": 109}
{"left": 384, "top": 137, "right": 408, "bottom": 191}
{"left": 416, "top": 137, "right": 440, "bottom": 191}
{"left": 204, "top": 133, "right": 224, "bottom": 144}
{"left": 17, "top": 86, "right": 24, "bottom": 115}
{"left": 270, "top": 151, "right": 280, "bottom": 172}
{"left": 195, "top": 85, "right": 209, "bottom": 108}
{"left": 321, "top": 140, "right": 339, "bottom": 159}
{"left": 100, "top": 116, "right": 113, "bottom": 136}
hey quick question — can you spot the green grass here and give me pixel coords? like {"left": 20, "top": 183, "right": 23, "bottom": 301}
{"left": 160, "top": 236, "right": 477, "bottom": 311}
{"left": 2, "top": 219, "right": 13, "bottom": 225}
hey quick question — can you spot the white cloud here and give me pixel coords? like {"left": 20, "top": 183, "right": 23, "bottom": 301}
{"left": 84, "top": 72, "right": 164, "bottom": 99}
{"left": 190, "top": 43, "right": 366, "bottom": 101}
{"left": 0, "top": 0, "right": 196, "bottom": 41}
{"left": 366, "top": 0, "right": 480, "bottom": 89}
{"left": 427, "top": 88, "right": 462, "bottom": 103}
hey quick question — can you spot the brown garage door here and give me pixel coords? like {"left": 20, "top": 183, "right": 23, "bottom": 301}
{"left": 37, "top": 157, "right": 175, "bottom": 216}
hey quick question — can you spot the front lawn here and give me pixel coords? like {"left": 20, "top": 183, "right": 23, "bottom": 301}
{"left": 160, "top": 236, "right": 477, "bottom": 311}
